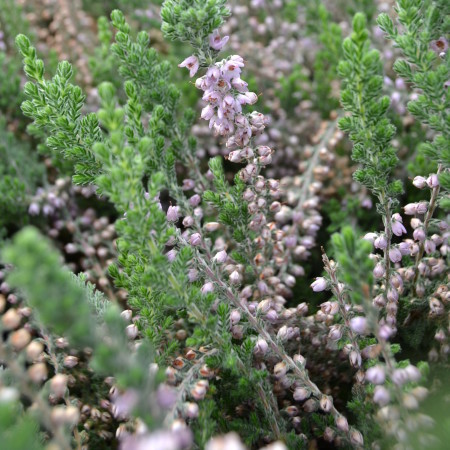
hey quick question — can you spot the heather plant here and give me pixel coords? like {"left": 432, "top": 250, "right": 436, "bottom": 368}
{"left": 0, "top": 0, "right": 448, "bottom": 449}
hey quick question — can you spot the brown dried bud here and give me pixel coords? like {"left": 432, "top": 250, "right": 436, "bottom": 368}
{"left": 50, "top": 374, "right": 68, "bottom": 398}
{"left": 28, "top": 363, "right": 48, "bottom": 383}
{"left": 64, "top": 356, "right": 79, "bottom": 368}
{"left": 10, "top": 328, "right": 31, "bottom": 350}
{"left": 2, "top": 308, "right": 21, "bottom": 330}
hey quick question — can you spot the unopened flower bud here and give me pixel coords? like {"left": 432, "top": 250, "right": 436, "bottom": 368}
{"left": 50, "top": 374, "right": 68, "bottom": 398}
{"left": 293, "top": 387, "right": 309, "bottom": 401}
{"left": 190, "top": 233, "right": 202, "bottom": 246}
{"left": 320, "top": 396, "right": 333, "bottom": 412}
{"left": 412, "top": 176, "right": 427, "bottom": 189}
{"left": 426, "top": 174, "right": 439, "bottom": 188}
{"left": 273, "top": 362, "right": 287, "bottom": 378}
{"left": 167, "top": 206, "right": 180, "bottom": 222}
{"left": 229, "top": 271, "right": 241, "bottom": 284}
{"left": 373, "top": 262, "right": 385, "bottom": 278}
{"left": 10, "top": 328, "right": 31, "bottom": 350}
{"left": 374, "top": 235, "right": 387, "bottom": 249}
{"left": 28, "top": 363, "right": 48, "bottom": 383}
{"left": 311, "top": 277, "right": 327, "bottom": 292}
{"left": 2, "top": 308, "right": 21, "bottom": 330}
{"left": 64, "top": 356, "right": 78, "bottom": 368}
{"left": 26, "top": 341, "right": 44, "bottom": 361}
{"left": 183, "top": 216, "right": 194, "bottom": 227}
{"left": 254, "top": 338, "right": 268, "bottom": 356}
{"left": 126, "top": 324, "right": 138, "bottom": 339}
{"left": 336, "top": 415, "right": 349, "bottom": 432}
{"left": 230, "top": 310, "right": 241, "bottom": 324}
{"left": 365, "top": 365, "right": 385, "bottom": 384}
{"left": 373, "top": 386, "right": 390, "bottom": 406}
{"left": 204, "top": 222, "right": 220, "bottom": 232}
{"left": 214, "top": 250, "right": 228, "bottom": 264}
{"left": 120, "top": 309, "right": 132, "bottom": 322}
{"left": 350, "top": 317, "right": 367, "bottom": 334}
{"left": 185, "top": 402, "right": 199, "bottom": 419}
{"left": 350, "top": 429, "right": 364, "bottom": 446}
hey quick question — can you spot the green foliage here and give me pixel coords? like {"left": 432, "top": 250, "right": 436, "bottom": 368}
{"left": 331, "top": 226, "right": 375, "bottom": 305}
{"left": 161, "top": 0, "right": 230, "bottom": 60}
{"left": 0, "top": 120, "right": 44, "bottom": 233}
{"left": 0, "top": 52, "right": 23, "bottom": 120}
{"left": 15, "top": 35, "right": 103, "bottom": 185}
{"left": 276, "top": 64, "right": 308, "bottom": 113}
{"left": 338, "top": 13, "right": 401, "bottom": 203}
{"left": 377, "top": 0, "right": 449, "bottom": 204}
{"left": 312, "top": 4, "right": 343, "bottom": 116}
{"left": 0, "top": 402, "right": 44, "bottom": 450}
{"left": 0, "top": 0, "right": 30, "bottom": 49}
{"left": 88, "top": 16, "right": 121, "bottom": 90}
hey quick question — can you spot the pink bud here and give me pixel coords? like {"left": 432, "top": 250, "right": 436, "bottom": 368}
{"left": 389, "top": 247, "right": 402, "bottom": 263}
{"left": 293, "top": 387, "right": 310, "bottom": 401}
{"left": 365, "top": 365, "right": 385, "bottom": 384}
{"left": 214, "top": 250, "right": 228, "bottom": 264}
{"left": 374, "top": 235, "right": 387, "bottom": 249}
{"left": 190, "top": 233, "right": 202, "bottom": 246}
{"left": 426, "top": 174, "right": 439, "bottom": 188}
{"left": 254, "top": 338, "right": 268, "bottom": 356}
{"left": 413, "top": 228, "right": 426, "bottom": 241}
{"left": 201, "top": 282, "right": 214, "bottom": 294}
{"left": 230, "top": 310, "right": 241, "bottom": 324}
{"left": 373, "top": 263, "right": 385, "bottom": 278}
{"left": 350, "top": 317, "right": 367, "bottom": 334}
{"left": 412, "top": 176, "right": 427, "bottom": 189}
{"left": 229, "top": 271, "right": 241, "bottom": 284}
{"left": 373, "top": 386, "right": 390, "bottom": 406}
{"left": 167, "top": 205, "right": 180, "bottom": 222}
{"left": 311, "top": 277, "right": 327, "bottom": 292}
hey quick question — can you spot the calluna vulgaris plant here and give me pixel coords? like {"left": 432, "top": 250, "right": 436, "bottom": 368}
{"left": 0, "top": 0, "right": 448, "bottom": 449}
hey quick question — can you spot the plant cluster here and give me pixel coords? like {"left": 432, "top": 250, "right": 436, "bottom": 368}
{"left": 0, "top": 0, "right": 448, "bottom": 449}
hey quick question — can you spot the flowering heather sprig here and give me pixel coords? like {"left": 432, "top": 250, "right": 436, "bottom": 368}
{"left": 170, "top": 19, "right": 363, "bottom": 446}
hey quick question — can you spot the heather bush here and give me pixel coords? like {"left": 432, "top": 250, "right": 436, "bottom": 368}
{"left": 0, "top": 1, "right": 448, "bottom": 449}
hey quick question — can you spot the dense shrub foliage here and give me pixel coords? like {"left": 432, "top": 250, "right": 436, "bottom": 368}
{"left": 0, "top": 0, "right": 448, "bottom": 449}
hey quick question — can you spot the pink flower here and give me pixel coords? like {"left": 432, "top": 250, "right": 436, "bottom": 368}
{"left": 231, "top": 77, "right": 249, "bottom": 92}
{"left": 178, "top": 55, "right": 199, "bottom": 77}
{"left": 430, "top": 36, "right": 448, "bottom": 55}
{"left": 202, "top": 90, "right": 222, "bottom": 106}
{"left": 391, "top": 213, "right": 406, "bottom": 236}
{"left": 205, "top": 66, "right": 220, "bottom": 85}
{"left": 201, "top": 104, "right": 215, "bottom": 120}
{"left": 209, "top": 29, "right": 229, "bottom": 51}
{"left": 221, "top": 60, "right": 242, "bottom": 81}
